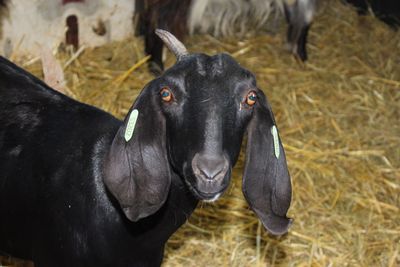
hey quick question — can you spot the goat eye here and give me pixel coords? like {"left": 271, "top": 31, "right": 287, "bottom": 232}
{"left": 246, "top": 91, "right": 257, "bottom": 106}
{"left": 160, "top": 87, "right": 172, "bottom": 102}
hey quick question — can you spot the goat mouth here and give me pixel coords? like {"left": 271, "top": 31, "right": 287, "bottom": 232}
{"left": 193, "top": 188, "right": 224, "bottom": 201}
{"left": 184, "top": 179, "right": 225, "bottom": 201}
{"left": 197, "top": 189, "right": 223, "bottom": 200}
{"left": 182, "top": 163, "right": 228, "bottom": 201}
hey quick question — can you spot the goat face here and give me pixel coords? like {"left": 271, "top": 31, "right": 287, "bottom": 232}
{"left": 157, "top": 53, "right": 253, "bottom": 201}
{"left": 105, "top": 30, "right": 292, "bottom": 235}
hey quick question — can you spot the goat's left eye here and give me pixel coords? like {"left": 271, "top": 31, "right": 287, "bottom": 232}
{"left": 160, "top": 87, "right": 172, "bottom": 102}
{"left": 246, "top": 91, "right": 257, "bottom": 106}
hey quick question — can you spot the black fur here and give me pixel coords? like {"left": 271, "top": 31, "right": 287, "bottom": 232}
{"left": 346, "top": 0, "right": 400, "bottom": 28}
{"left": 0, "top": 0, "right": 8, "bottom": 8}
{"left": 0, "top": 50, "right": 291, "bottom": 266}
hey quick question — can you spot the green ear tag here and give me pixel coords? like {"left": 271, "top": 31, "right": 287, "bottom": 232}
{"left": 124, "top": 109, "right": 139, "bottom": 142}
{"left": 271, "top": 125, "right": 280, "bottom": 159}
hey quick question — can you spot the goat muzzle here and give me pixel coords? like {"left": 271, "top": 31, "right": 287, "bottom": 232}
{"left": 188, "top": 152, "right": 230, "bottom": 201}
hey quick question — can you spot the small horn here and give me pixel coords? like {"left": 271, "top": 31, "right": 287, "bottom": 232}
{"left": 155, "top": 29, "right": 189, "bottom": 60}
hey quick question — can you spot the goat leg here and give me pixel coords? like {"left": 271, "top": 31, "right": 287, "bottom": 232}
{"left": 284, "top": 0, "right": 316, "bottom": 61}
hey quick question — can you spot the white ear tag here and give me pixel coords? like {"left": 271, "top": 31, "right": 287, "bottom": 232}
{"left": 271, "top": 125, "right": 280, "bottom": 159}
{"left": 124, "top": 109, "right": 139, "bottom": 142}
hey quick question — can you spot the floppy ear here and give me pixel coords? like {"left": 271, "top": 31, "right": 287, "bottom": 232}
{"left": 104, "top": 85, "right": 171, "bottom": 222}
{"left": 242, "top": 90, "right": 292, "bottom": 235}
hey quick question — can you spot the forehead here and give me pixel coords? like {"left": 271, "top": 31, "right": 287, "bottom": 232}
{"left": 162, "top": 53, "right": 256, "bottom": 95}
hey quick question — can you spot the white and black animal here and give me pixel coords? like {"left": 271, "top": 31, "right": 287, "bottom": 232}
{"left": 0, "top": 0, "right": 136, "bottom": 58}
{"left": 0, "top": 30, "right": 292, "bottom": 267}
{"left": 136, "top": 0, "right": 316, "bottom": 74}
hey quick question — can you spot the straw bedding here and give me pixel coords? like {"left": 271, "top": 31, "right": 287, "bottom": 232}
{"left": 1, "top": 0, "right": 399, "bottom": 266}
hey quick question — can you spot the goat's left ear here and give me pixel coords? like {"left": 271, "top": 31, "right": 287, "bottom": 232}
{"left": 242, "top": 90, "right": 292, "bottom": 235}
{"left": 104, "top": 86, "right": 171, "bottom": 222}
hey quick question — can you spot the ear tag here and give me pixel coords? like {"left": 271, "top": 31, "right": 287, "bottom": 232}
{"left": 271, "top": 125, "right": 280, "bottom": 159}
{"left": 124, "top": 109, "right": 139, "bottom": 142}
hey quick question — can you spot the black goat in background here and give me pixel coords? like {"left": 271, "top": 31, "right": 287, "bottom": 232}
{"left": 0, "top": 30, "right": 292, "bottom": 266}
{"left": 135, "top": 0, "right": 316, "bottom": 75}
{"left": 346, "top": 0, "right": 400, "bottom": 28}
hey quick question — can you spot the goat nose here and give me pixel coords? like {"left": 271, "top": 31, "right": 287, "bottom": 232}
{"left": 192, "top": 153, "right": 229, "bottom": 180}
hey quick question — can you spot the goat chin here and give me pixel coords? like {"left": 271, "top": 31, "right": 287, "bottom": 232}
{"left": 203, "top": 193, "right": 222, "bottom": 203}
{"left": 188, "top": 0, "right": 284, "bottom": 37}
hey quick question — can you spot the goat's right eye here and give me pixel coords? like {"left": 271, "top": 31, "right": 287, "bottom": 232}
{"left": 246, "top": 91, "right": 257, "bottom": 106}
{"left": 160, "top": 87, "right": 172, "bottom": 102}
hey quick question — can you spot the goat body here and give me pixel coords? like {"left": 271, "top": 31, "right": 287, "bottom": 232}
{"left": 0, "top": 57, "right": 197, "bottom": 266}
{"left": 0, "top": 30, "right": 292, "bottom": 266}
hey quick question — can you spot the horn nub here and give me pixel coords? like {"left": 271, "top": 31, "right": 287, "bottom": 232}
{"left": 155, "top": 29, "right": 189, "bottom": 60}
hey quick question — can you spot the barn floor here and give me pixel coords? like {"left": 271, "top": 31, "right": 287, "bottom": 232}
{"left": 1, "top": 0, "right": 399, "bottom": 266}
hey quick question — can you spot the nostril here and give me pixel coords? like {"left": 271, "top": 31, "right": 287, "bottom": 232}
{"left": 192, "top": 153, "right": 229, "bottom": 180}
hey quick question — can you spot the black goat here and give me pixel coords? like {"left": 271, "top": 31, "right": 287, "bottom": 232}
{"left": 346, "top": 0, "right": 400, "bottom": 28}
{"left": 0, "top": 30, "right": 292, "bottom": 266}
{"left": 135, "top": 0, "right": 316, "bottom": 75}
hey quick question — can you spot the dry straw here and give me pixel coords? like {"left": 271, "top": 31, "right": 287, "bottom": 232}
{"left": 1, "top": 0, "right": 399, "bottom": 266}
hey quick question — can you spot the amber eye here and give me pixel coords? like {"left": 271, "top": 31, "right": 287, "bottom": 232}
{"left": 160, "top": 87, "right": 172, "bottom": 102}
{"left": 246, "top": 91, "right": 257, "bottom": 106}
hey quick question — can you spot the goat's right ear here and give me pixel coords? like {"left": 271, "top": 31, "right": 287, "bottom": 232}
{"left": 242, "top": 90, "right": 292, "bottom": 235}
{"left": 104, "top": 86, "right": 171, "bottom": 222}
